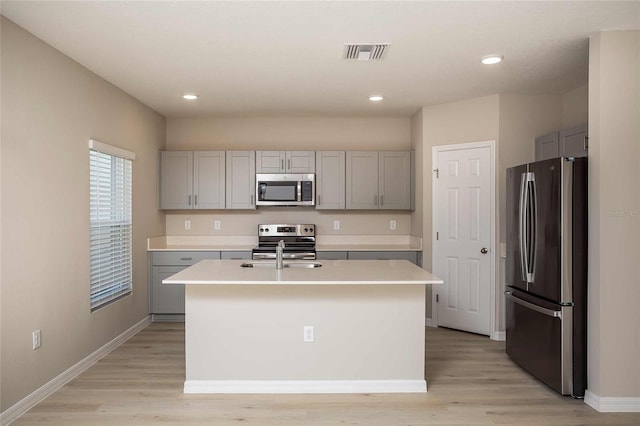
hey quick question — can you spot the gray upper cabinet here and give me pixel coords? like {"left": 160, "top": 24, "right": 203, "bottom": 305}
{"left": 159, "top": 151, "right": 193, "bottom": 209}
{"left": 315, "top": 151, "right": 345, "bottom": 210}
{"left": 559, "top": 123, "right": 588, "bottom": 158}
{"left": 256, "top": 151, "right": 315, "bottom": 173}
{"left": 193, "top": 151, "right": 226, "bottom": 209}
{"left": 346, "top": 151, "right": 413, "bottom": 210}
{"left": 226, "top": 151, "right": 256, "bottom": 209}
{"left": 535, "top": 123, "right": 588, "bottom": 161}
{"left": 379, "top": 151, "right": 412, "bottom": 210}
{"left": 535, "top": 132, "right": 560, "bottom": 161}
{"left": 160, "top": 151, "right": 225, "bottom": 209}
{"left": 346, "top": 151, "right": 379, "bottom": 209}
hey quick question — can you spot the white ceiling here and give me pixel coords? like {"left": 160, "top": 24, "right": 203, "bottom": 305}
{"left": 2, "top": 1, "right": 639, "bottom": 118}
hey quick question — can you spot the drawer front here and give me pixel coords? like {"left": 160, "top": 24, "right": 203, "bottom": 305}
{"left": 347, "top": 251, "right": 418, "bottom": 265}
{"left": 221, "top": 251, "right": 253, "bottom": 260}
{"left": 151, "top": 251, "right": 220, "bottom": 266}
{"left": 316, "top": 251, "right": 348, "bottom": 260}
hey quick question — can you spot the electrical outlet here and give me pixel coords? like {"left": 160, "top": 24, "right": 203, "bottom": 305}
{"left": 214, "top": 220, "right": 221, "bottom": 230}
{"left": 333, "top": 220, "right": 340, "bottom": 231}
{"left": 303, "top": 325, "right": 314, "bottom": 342}
{"left": 32, "top": 330, "right": 41, "bottom": 350}
{"left": 390, "top": 220, "right": 397, "bottom": 230}
{"left": 184, "top": 220, "right": 191, "bottom": 230}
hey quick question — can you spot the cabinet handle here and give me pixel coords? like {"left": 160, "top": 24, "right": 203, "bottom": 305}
{"left": 317, "top": 195, "right": 321, "bottom": 206}
{"left": 250, "top": 194, "right": 254, "bottom": 205}
{"left": 194, "top": 195, "right": 198, "bottom": 206}
{"left": 380, "top": 195, "right": 384, "bottom": 206}
{"left": 281, "top": 159, "right": 284, "bottom": 170}
{"left": 188, "top": 195, "right": 191, "bottom": 206}
{"left": 374, "top": 195, "right": 378, "bottom": 206}
{"left": 179, "top": 257, "right": 193, "bottom": 261}
{"left": 287, "top": 159, "right": 291, "bottom": 170}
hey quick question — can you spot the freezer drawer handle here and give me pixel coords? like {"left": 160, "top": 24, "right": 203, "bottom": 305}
{"left": 505, "top": 291, "right": 562, "bottom": 319}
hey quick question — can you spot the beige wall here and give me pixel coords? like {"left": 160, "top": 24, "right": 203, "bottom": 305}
{"left": 165, "top": 116, "right": 412, "bottom": 237}
{"left": 415, "top": 94, "right": 501, "bottom": 320}
{"left": 587, "top": 31, "right": 640, "bottom": 399}
{"left": 563, "top": 84, "right": 589, "bottom": 128}
{"left": 0, "top": 18, "right": 166, "bottom": 410}
{"left": 167, "top": 116, "right": 410, "bottom": 151}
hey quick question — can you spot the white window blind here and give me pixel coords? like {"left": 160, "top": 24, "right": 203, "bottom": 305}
{"left": 89, "top": 140, "right": 134, "bottom": 311}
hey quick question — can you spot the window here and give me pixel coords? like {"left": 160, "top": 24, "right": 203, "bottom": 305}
{"left": 89, "top": 139, "right": 135, "bottom": 311}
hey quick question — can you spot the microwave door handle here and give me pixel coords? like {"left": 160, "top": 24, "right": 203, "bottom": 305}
{"left": 297, "top": 181, "right": 302, "bottom": 201}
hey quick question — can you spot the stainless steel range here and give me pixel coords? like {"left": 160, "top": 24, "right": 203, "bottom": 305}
{"left": 252, "top": 224, "right": 316, "bottom": 260}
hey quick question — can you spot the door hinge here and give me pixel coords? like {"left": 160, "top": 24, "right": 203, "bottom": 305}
{"left": 436, "top": 294, "right": 439, "bottom": 303}
{"left": 433, "top": 168, "right": 439, "bottom": 178}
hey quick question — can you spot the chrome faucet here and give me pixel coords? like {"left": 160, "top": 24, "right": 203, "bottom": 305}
{"left": 276, "top": 240, "right": 285, "bottom": 269}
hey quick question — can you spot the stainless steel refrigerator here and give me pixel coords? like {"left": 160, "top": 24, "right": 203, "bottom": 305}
{"left": 505, "top": 157, "right": 587, "bottom": 397}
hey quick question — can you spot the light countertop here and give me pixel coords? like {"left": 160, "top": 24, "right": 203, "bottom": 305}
{"left": 162, "top": 259, "right": 442, "bottom": 286}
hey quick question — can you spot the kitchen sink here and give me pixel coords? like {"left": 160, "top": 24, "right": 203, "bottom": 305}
{"left": 240, "top": 262, "right": 322, "bottom": 269}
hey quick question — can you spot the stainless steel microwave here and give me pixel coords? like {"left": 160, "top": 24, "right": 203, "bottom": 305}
{"left": 256, "top": 173, "right": 315, "bottom": 206}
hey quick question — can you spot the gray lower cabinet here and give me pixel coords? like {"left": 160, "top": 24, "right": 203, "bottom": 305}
{"left": 221, "top": 251, "right": 252, "bottom": 260}
{"left": 316, "top": 251, "right": 348, "bottom": 260}
{"left": 317, "top": 250, "right": 420, "bottom": 265}
{"left": 347, "top": 251, "right": 419, "bottom": 265}
{"left": 150, "top": 251, "right": 220, "bottom": 319}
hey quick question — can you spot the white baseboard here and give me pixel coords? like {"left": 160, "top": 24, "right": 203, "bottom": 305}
{"left": 0, "top": 316, "right": 151, "bottom": 425}
{"left": 584, "top": 390, "right": 640, "bottom": 412}
{"left": 425, "top": 317, "right": 435, "bottom": 327}
{"left": 184, "top": 379, "right": 427, "bottom": 394}
{"left": 491, "top": 331, "right": 506, "bottom": 341}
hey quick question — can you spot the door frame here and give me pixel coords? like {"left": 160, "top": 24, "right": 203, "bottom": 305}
{"left": 431, "top": 140, "right": 497, "bottom": 339}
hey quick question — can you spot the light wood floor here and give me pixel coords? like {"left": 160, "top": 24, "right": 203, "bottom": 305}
{"left": 14, "top": 322, "right": 640, "bottom": 425}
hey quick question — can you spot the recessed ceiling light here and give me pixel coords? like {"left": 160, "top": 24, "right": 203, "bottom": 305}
{"left": 182, "top": 93, "right": 199, "bottom": 100}
{"left": 481, "top": 55, "right": 503, "bottom": 65}
{"left": 369, "top": 95, "right": 384, "bottom": 102}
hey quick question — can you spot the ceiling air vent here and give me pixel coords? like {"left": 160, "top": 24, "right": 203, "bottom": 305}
{"left": 343, "top": 44, "right": 390, "bottom": 61}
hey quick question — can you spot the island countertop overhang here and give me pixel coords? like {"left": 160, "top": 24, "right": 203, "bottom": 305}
{"left": 162, "top": 259, "right": 443, "bottom": 286}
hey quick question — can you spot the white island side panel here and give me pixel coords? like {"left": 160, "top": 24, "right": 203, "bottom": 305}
{"left": 184, "top": 284, "right": 426, "bottom": 393}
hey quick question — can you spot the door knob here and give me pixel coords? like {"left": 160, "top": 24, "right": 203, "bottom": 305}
{"left": 481, "top": 248, "right": 488, "bottom": 254}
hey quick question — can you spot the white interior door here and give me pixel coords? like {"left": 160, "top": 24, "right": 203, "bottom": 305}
{"left": 433, "top": 142, "right": 494, "bottom": 336}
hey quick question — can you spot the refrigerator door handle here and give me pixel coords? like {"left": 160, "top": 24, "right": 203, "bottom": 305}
{"left": 528, "top": 173, "right": 537, "bottom": 283}
{"left": 505, "top": 291, "right": 562, "bottom": 319}
{"left": 519, "top": 173, "right": 528, "bottom": 282}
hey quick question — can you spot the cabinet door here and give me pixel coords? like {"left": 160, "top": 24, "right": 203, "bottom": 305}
{"left": 256, "top": 151, "right": 285, "bottom": 173}
{"left": 346, "top": 151, "right": 379, "bottom": 209}
{"left": 286, "top": 151, "right": 315, "bottom": 173}
{"left": 160, "top": 151, "right": 193, "bottom": 209}
{"left": 559, "top": 123, "right": 588, "bottom": 158}
{"left": 151, "top": 266, "right": 185, "bottom": 314}
{"left": 226, "top": 151, "right": 256, "bottom": 209}
{"left": 379, "top": 151, "right": 412, "bottom": 210}
{"left": 315, "top": 151, "right": 345, "bottom": 209}
{"left": 193, "top": 151, "right": 225, "bottom": 209}
{"left": 535, "top": 132, "right": 559, "bottom": 161}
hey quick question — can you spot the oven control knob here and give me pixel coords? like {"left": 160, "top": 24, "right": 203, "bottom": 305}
{"left": 264, "top": 228, "right": 269, "bottom": 232}
{"left": 304, "top": 228, "right": 309, "bottom": 232}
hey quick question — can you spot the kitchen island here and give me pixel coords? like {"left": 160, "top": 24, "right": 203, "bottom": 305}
{"left": 163, "top": 259, "right": 443, "bottom": 394}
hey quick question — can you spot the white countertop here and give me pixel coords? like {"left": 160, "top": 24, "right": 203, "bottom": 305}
{"left": 148, "top": 235, "right": 422, "bottom": 252}
{"left": 162, "top": 259, "right": 443, "bottom": 286}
